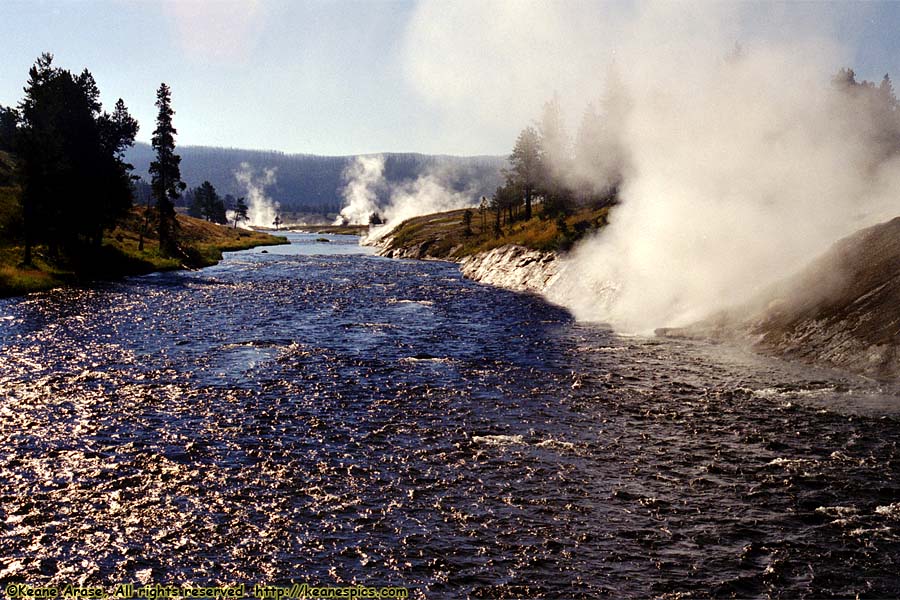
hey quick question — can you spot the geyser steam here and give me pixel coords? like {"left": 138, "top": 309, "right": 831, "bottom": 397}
{"left": 403, "top": 1, "right": 900, "bottom": 332}
{"left": 545, "top": 39, "right": 900, "bottom": 331}
{"left": 234, "top": 162, "right": 280, "bottom": 228}
{"left": 334, "top": 156, "right": 385, "bottom": 226}
{"left": 335, "top": 155, "right": 475, "bottom": 242}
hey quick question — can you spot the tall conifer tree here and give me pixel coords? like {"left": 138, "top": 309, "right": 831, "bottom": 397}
{"left": 149, "top": 83, "right": 185, "bottom": 256}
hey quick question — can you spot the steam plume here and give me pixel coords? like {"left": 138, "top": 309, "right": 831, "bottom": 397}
{"left": 404, "top": 1, "right": 900, "bottom": 332}
{"left": 334, "top": 155, "right": 385, "bottom": 226}
{"left": 234, "top": 162, "right": 280, "bottom": 228}
{"left": 335, "top": 155, "right": 475, "bottom": 242}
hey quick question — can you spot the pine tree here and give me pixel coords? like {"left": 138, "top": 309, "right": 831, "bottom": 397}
{"left": 479, "top": 196, "right": 488, "bottom": 232}
{"left": 149, "top": 83, "right": 185, "bottom": 256}
{"left": 233, "top": 197, "right": 249, "bottom": 229}
{"left": 506, "top": 126, "right": 542, "bottom": 220}
{"left": 93, "top": 98, "right": 138, "bottom": 245}
{"left": 17, "top": 53, "right": 61, "bottom": 263}
{"left": 538, "top": 94, "right": 570, "bottom": 181}
{"left": 16, "top": 53, "right": 136, "bottom": 260}
{"left": 880, "top": 74, "right": 897, "bottom": 110}
{"left": 188, "top": 181, "right": 226, "bottom": 223}
{"left": 0, "top": 105, "right": 17, "bottom": 152}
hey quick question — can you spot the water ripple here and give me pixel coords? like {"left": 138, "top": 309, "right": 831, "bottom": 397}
{"left": 0, "top": 233, "right": 899, "bottom": 597}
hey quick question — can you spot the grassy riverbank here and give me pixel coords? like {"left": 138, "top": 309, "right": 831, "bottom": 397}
{"left": 291, "top": 223, "right": 369, "bottom": 235}
{"left": 0, "top": 200, "right": 287, "bottom": 297}
{"left": 378, "top": 205, "right": 611, "bottom": 261}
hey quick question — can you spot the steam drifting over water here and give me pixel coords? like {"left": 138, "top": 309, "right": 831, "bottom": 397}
{"left": 235, "top": 162, "right": 279, "bottom": 228}
{"left": 335, "top": 155, "right": 475, "bottom": 242}
{"left": 404, "top": 1, "right": 900, "bottom": 332}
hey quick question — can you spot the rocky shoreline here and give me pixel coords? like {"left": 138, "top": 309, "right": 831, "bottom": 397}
{"left": 369, "top": 214, "right": 900, "bottom": 380}
{"left": 370, "top": 233, "right": 560, "bottom": 294}
{"left": 459, "top": 245, "right": 559, "bottom": 294}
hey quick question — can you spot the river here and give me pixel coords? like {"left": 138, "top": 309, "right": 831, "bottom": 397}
{"left": 1, "top": 233, "right": 899, "bottom": 598}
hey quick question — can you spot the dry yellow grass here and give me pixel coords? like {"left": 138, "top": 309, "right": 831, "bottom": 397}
{"left": 383, "top": 204, "right": 611, "bottom": 260}
{"left": 0, "top": 202, "right": 287, "bottom": 297}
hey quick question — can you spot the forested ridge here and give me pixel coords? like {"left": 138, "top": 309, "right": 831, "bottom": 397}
{"left": 125, "top": 143, "right": 506, "bottom": 218}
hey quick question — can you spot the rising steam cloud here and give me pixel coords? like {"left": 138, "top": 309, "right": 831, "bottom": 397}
{"left": 334, "top": 156, "right": 385, "bottom": 226}
{"left": 404, "top": 1, "right": 900, "bottom": 332}
{"left": 335, "top": 155, "right": 475, "bottom": 242}
{"left": 234, "top": 162, "right": 280, "bottom": 228}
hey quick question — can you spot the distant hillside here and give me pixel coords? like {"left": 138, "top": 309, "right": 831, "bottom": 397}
{"left": 125, "top": 143, "right": 506, "bottom": 217}
{"left": 659, "top": 216, "right": 900, "bottom": 379}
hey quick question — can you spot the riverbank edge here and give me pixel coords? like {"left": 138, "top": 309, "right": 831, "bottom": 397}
{"left": 657, "top": 216, "right": 900, "bottom": 380}
{"left": 370, "top": 231, "right": 561, "bottom": 295}
{"left": 0, "top": 213, "right": 289, "bottom": 298}
{"left": 369, "top": 213, "right": 900, "bottom": 381}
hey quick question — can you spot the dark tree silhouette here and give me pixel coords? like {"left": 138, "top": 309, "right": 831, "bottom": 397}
{"left": 16, "top": 53, "right": 137, "bottom": 262}
{"left": 491, "top": 191, "right": 502, "bottom": 239}
{"left": 233, "top": 197, "right": 249, "bottom": 228}
{"left": 833, "top": 67, "right": 858, "bottom": 89}
{"left": 479, "top": 196, "right": 488, "bottom": 232}
{"left": 17, "top": 53, "right": 61, "bottom": 263}
{"left": 880, "top": 74, "right": 898, "bottom": 110}
{"left": 189, "top": 181, "right": 227, "bottom": 224}
{"left": 832, "top": 67, "right": 900, "bottom": 157}
{"left": 92, "top": 98, "right": 139, "bottom": 245}
{"left": 149, "top": 83, "right": 185, "bottom": 256}
{"left": 0, "top": 105, "right": 17, "bottom": 152}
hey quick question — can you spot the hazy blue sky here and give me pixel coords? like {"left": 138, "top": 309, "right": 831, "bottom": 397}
{"left": 3, "top": 1, "right": 900, "bottom": 156}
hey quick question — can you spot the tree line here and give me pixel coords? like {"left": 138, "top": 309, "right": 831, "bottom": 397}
{"left": 123, "top": 143, "right": 506, "bottom": 219}
{"left": 0, "top": 53, "right": 234, "bottom": 262}
{"left": 490, "top": 90, "right": 626, "bottom": 237}
{"left": 1, "top": 53, "right": 139, "bottom": 263}
{"left": 832, "top": 68, "right": 900, "bottom": 159}
{"left": 184, "top": 180, "right": 249, "bottom": 228}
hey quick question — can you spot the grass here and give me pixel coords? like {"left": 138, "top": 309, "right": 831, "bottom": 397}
{"left": 381, "top": 204, "right": 611, "bottom": 261}
{"left": 0, "top": 193, "right": 288, "bottom": 297}
{"left": 108, "top": 208, "right": 288, "bottom": 270}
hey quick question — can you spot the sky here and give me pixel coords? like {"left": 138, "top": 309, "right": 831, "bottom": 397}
{"left": 3, "top": 0, "right": 900, "bottom": 157}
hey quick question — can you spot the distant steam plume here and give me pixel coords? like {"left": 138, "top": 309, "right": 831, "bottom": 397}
{"left": 334, "top": 155, "right": 385, "bottom": 226}
{"left": 335, "top": 155, "right": 475, "bottom": 242}
{"left": 234, "top": 162, "right": 279, "bottom": 228}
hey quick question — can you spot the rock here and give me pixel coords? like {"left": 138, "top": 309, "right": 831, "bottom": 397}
{"left": 459, "top": 245, "right": 559, "bottom": 294}
{"left": 371, "top": 229, "right": 559, "bottom": 295}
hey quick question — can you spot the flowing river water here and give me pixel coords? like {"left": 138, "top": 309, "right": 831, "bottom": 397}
{"left": 1, "top": 233, "right": 899, "bottom": 598}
